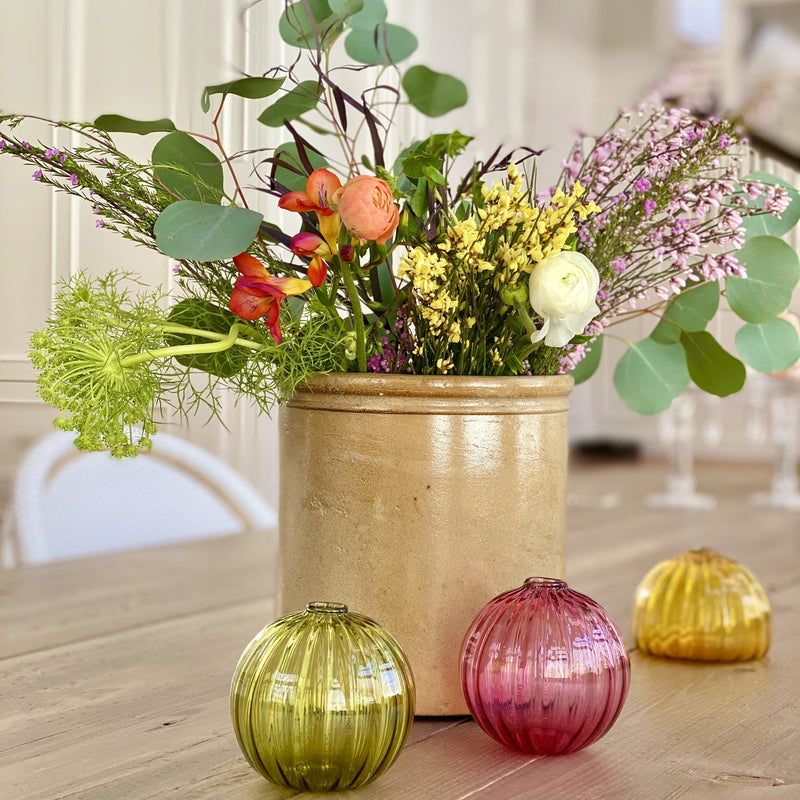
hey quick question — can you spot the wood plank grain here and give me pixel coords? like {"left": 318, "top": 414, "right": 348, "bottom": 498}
{"left": 1, "top": 459, "right": 798, "bottom": 799}
{"left": 0, "top": 595, "right": 464, "bottom": 800}
{"left": 0, "top": 600, "right": 272, "bottom": 800}
{"left": 0, "top": 530, "right": 277, "bottom": 659}
{"left": 3, "top": 580, "right": 796, "bottom": 799}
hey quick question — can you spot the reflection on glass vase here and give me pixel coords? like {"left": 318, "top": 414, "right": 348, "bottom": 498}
{"left": 647, "top": 389, "right": 717, "bottom": 510}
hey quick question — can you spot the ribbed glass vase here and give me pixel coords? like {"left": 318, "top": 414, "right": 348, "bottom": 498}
{"left": 632, "top": 548, "right": 771, "bottom": 661}
{"left": 460, "top": 578, "right": 630, "bottom": 755}
{"left": 230, "top": 602, "right": 415, "bottom": 792}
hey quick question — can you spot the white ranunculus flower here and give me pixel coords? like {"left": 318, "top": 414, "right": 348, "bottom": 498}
{"left": 528, "top": 251, "right": 600, "bottom": 348}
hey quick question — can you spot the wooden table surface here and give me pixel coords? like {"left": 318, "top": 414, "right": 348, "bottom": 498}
{"left": 2, "top": 460, "right": 798, "bottom": 799}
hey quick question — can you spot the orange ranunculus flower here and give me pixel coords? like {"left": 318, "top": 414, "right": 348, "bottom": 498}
{"left": 278, "top": 168, "right": 342, "bottom": 216}
{"left": 332, "top": 175, "right": 399, "bottom": 245}
{"left": 229, "top": 252, "right": 312, "bottom": 343}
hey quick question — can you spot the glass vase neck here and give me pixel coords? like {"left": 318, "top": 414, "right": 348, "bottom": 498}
{"left": 306, "top": 602, "right": 348, "bottom": 614}
{"left": 523, "top": 577, "right": 567, "bottom": 590}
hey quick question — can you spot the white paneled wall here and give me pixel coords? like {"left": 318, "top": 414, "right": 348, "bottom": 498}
{"left": 0, "top": 0, "right": 249, "bottom": 496}
{"left": 9, "top": 1, "right": 781, "bottom": 519}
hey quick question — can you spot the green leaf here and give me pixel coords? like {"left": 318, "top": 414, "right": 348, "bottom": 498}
{"left": 402, "top": 65, "right": 468, "bottom": 117}
{"left": 650, "top": 281, "right": 720, "bottom": 344}
{"left": 726, "top": 235, "right": 800, "bottom": 323}
{"left": 329, "top": 0, "right": 365, "bottom": 17}
{"left": 410, "top": 177, "right": 428, "bottom": 217}
{"left": 613, "top": 338, "right": 690, "bottom": 414}
{"left": 273, "top": 142, "right": 328, "bottom": 192}
{"left": 402, "top": 153, "right": 439, "bottom": 180}
{"left": 741, "top": 171, "right": 800, "bottom": 238}
{"left": 200, "top": 77, "right": 285, "bottom": 114}
{"left": 338, "top": 0, "right": 386, "bottom": 29}
{"left": 735, "top": 317, "right": 800, "bottom": 373}
{"left": 570, "top": 335, "right": 603, "bottom": 385}
{"left": 422, "top": 130, "right": 474, "bottom": 158}
{"left": 279, "top": 0, "right": 341, "bottom": 49}
{"left": 152, "top": 132, "right": 224, "bottom": 204}
{"left": 286, "top": 295, "right": 306, "bottom": 322}
{"left": 344, "top": 23, "right": 417, "bottom": 65}
{"left": 93, "top": 115, "right": 176, "bottom": 135}
{"left": 680, "top": 331, "right": 746, "bottom": 396}
{"left": 257, "top": 81, "right": 323, "bottom": 128}
{"left": 165, "top": 299, "right": 250, "bottom": 377}
{"left": 154, "top": 201, "right": 263, "bottom": 261}
{"left": 422, "top": 164, "right": 446, "bottom": 185}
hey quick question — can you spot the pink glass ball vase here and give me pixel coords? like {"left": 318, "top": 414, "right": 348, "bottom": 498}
{"left": 460, "top": 577, "right": 630, "bottom": 755}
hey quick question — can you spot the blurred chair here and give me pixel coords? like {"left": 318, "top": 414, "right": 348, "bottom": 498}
{"left": 1, "top": 429, "right": 277, "bottom": 567}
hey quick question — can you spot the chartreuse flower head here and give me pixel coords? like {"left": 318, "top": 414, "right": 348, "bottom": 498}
{"left": 30, "top": 273, "right": 169, "bottom": 456}
{"left": 30, "top": 272, "right": 274, "bottom": 456}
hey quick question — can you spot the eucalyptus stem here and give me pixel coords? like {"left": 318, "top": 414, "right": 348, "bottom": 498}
{"left": 339, "top": 262, "right": 367, "bottom": 371}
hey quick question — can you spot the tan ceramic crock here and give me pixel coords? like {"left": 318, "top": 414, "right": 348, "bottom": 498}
{"left": 278, "top": 373, "right": 572, "bottom": 715}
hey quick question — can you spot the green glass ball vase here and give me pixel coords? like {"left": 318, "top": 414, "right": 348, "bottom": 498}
{"left": 632, "top": 548, "right": 771, "bottom": 662}
{"left": 230, "top": 601, "right": 415, "bottom": 792}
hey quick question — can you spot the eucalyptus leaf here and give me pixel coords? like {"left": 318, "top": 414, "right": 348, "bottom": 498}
{"left": 402, "top": 66, "right": 468, "bottom": 117}
{"left": 201, "top": 77, "right": 285, "bottom": 114}
{"left": 273, "top": 142, "right": 328, "bottom": 192}
{"left": 338, "top": 0, "right": 386, "bottom": 29}
{"left": 279, "top": 0, "right": 341, "bottom": 49}
{"left": 286, "top": 295, "right": 306, "bottom": 322}
{"left": 93, "top": 115, "right": 176, "bottom": 135}
{"left": 154, "top": 201, "right": 263, "bottom": 261}
{"left": 166, "top": 298, "right": 250, "bottom": 377}
{"left": 344, "top": 23, "right": 417, "bottom": 65}
{"left": 152, "top": 132, "right": 224, "bottom": 203}
{"left": 329, "top": 0, "right": 365, "bottom": 17}
{"left": 570, "top": 335, "right": 603, "bottom": 385}
{"left": 613, "top": 338, "right": 690, "bottom": 414}
{"left": 741, "top": 171, "right": 800, "bottom": 239}
{"left": 726, "top": 235, "right": 800, "bottom": 323}
{"left": 680, "top": 331, "right": 746, "bottom": 396}
{"left": 258, "top": 81, "right": 323, "bottom": 128}
{"left": 735, "top": 317, "right": 800, "bottom": 373}
{"left": 650, "top": 281, "right": 720, "bottom": 344}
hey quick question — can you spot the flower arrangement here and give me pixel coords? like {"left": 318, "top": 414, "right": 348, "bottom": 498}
{"left": 2, "top": 0, "right": 800, "bottom": 454}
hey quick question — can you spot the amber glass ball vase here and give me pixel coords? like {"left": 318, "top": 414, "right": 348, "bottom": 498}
{"left": 230, "top": 602, "right": 415, "bottom": 792}
{"left": 632, "top": 548, "right": 771, "bottom": 662}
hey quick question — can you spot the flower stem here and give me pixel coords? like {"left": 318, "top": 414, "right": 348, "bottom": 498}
{"left": 340, "top": 262, "right": 367, "bottom": 371}
{"left": 159, "top": 323, "right": 264, "bottom": 350}
{"left": 120, "top": 323, "right": 250, "bottom": 367}
{"left": 512, "top": 298, "right": 538, "bottom": 337}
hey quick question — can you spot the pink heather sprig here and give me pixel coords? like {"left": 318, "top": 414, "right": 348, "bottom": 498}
{"left": 560, "top": 105, "right": 788, "bottom": 320}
